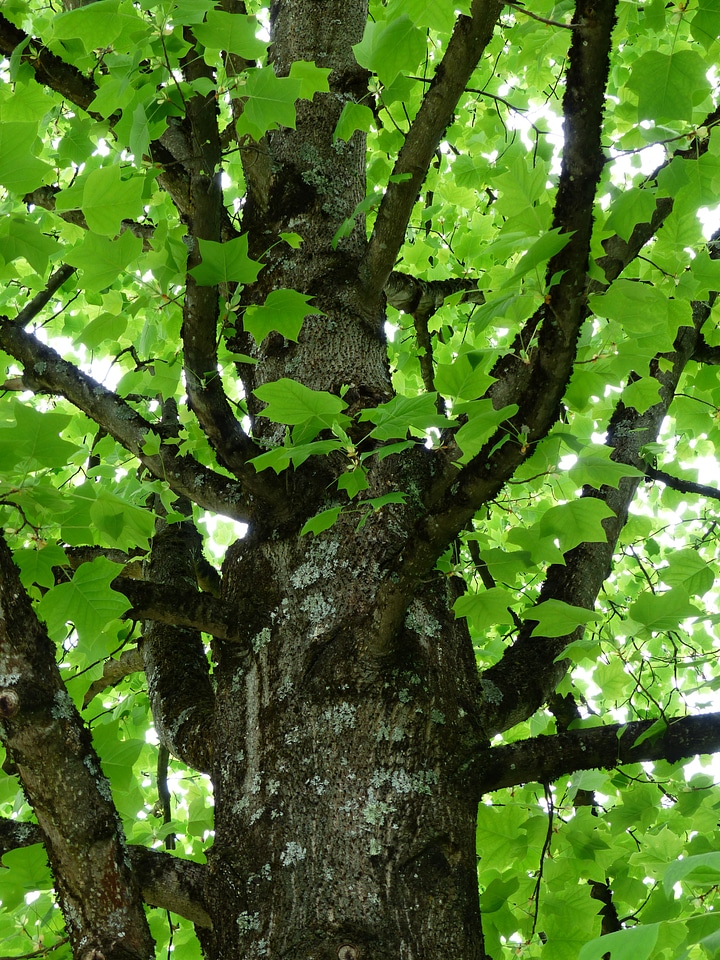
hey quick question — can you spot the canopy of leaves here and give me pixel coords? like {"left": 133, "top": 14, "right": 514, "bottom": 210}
{"left": 0, "top": 0, "right": 720, "bottom": 958}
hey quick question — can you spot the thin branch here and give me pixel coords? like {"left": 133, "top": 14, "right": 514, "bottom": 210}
{"left": 360, "top": 0, "right": 504, "bottom": 303}
{"left": 504, "top": 2, "right": 578, "bottom": 29}
{"left": 646, "top": 465, "right": 720, "bottom": 501}
{"left": 14, "top": 264, "right": 77, "bottom": 326}
{"left": 384, "top": 271, "right": 486, "bottom": 314}
{"left": 0, "top": 316, "right": 253, "bottom": 522}
{"left": 82, "top": 645, "right": 144, "bottom": 708}
{"left": 475, "top": 712, "right": 720, "bottom": 792}
{"left": 177, "top": 27, "right": 264, "bottom": 480}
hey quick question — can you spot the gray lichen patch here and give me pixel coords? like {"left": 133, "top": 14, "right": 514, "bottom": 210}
{"left": 404, "top": 599, "right": 442, "bottom": 638}
{"left": 322, "top": 702, "right": 357, "bottom": 734}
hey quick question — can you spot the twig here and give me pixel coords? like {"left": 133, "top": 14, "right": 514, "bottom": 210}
{"left": 504, "top": 2, "right": 578, "bottom": 29}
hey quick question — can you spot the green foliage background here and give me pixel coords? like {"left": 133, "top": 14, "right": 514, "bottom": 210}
{"left": 1, "top": 0, "right": 720, "bottom": 957}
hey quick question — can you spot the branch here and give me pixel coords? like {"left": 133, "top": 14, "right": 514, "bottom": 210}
{"left": 476, "top": 712, "right": 720, "bottom": 792}
{"left": 127, "top": 845, "right": 211, "bottom": 928}
{"left": 478, "top": 316, "right": 704, "bottom": 735}
{"left": 384, "top": 271, "right": 486, "bottom": 411}
{"left": 82, "top": 645, "right": 144, "bottom": 708}
{"left": 360, "top": 0, "right": 504, "bottom": 302}
{"left": 0, "top": 13, "right": 99, "bottom": 114}
{"left": 0, "top": 316, "right": 253, "bottom": 522}
{"left": 372, "top": 0, "right": 621, "bottom": 641}
{"left": 24, "top": 186, "right": 156, "bottom": 250}
{"left": 0, "top": 533, "right": 154, "bottom": 959}
{"left": 140, "top": 503, "right": 216, "bottom": 775}
{"left": 505, "top": 2, "right": 578, "bottom": 29}
{"left": 691, "top": 334, "right": 720, "bottom": 364}
{"left": 0, "top": 818, "right": 212, "bottom": 929}
{"left": 645, "top": 465, "right": 720, "bottom": 501}
{"left": 384, "top": 271, "right": 486, "bottom": 315}
{"left": 14, "top": 264, "right": 77, "bottom": 326}
{"left": 117, "top": 579, "right": 239, "bottom": 640}
{"left": 177, "top": 28, "right": 265, "bottom": 481}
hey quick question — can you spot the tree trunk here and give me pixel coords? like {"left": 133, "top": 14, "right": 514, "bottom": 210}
{"left": 203, "top": 517, "right": 486, "bottom": 959}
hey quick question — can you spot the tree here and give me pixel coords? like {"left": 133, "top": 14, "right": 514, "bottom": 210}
{"left": 1, "top": 0, "right": 720, "bottom": 956}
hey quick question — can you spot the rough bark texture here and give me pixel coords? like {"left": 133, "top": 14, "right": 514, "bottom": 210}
{"left": 205, "top": 523, "right": 486, "bottom": 957}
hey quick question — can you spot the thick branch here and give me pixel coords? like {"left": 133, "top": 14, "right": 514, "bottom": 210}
{"left": 0, "top": 818, "right": 211, "bottom": 929}
{"left": 0, "top": 533, "right": 154, "bottom": 960}
{"left": 141, "top": 507, "right": 215, "bottom": 774}
{"left": 117, "top": 579, "right": 240, "bottom": 641}
{"left": 0, "top": 317, "right": 252, "bottom": 522}
{"left": 384, "top": 271, "right": 486, "bottom": 315}
{"left": 0, "top": 13, "right": 99, "bottom": 113}
{"left": 476, "top": 712, "right": 720, "bottom": 792}
{"left": 127, "top": 845, "right": 211, "bottom": 929}
{"left": 360, "top": 0, "right": 504, "bottom": 302}
{"left": 372, "top": 0, "right": 620, "bottom": 643}
{"left": 478, "top": 312, "right": 705, "bottom": 735}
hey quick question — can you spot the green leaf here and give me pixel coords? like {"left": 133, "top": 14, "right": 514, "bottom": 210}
{"left": 37, "top": 556, "right": 130, "bottom": 651}
{"left": 337, "top": 466, "right": 369, "bottom": 498}
{"left": 0, "top": 122, "right": 52, "bottom": 194}
{"left": 627, "top": 50, "right": 711, "bottom": 121}
{"left": 250, "top": 439, "right": 344, "bottom": 473}
{"left": 630, "top": 589, "right": 702, "bottom": 632}
{"left": 190, "top": 235, "right": 262, "bottom": 286}
{"left": 603, "top": 189, "right": 658, "bottom": 242}
{"left": 589, "top": 279, "right": 689, "bottom": 350}
{"left": 75, "top": 311, "right": 128, "bottom": 349}
{"left": 662, "top": 548, "right": 715, "bottom": 596}
{"left": 502, "top": 228, "right": 573, "bottom": 285}
{"left": 352, "top": 15, "right": 426, "bottom": 85}
{"left": 234, "top": 67, "right": 303, "bottom": 141}
{"left": 193, "top": 11, "right": 267, "bottom": 59}
{"left": 632, "top": 717, "right": 668, "bottom": 749}
{"left": 288, "top": 61, "right": 332, "bottom": 101}
{"left": 244, "top": 289, "right": 323, "bottom": 344}
{"left": 664, "top": 853, "right": 720, "bottom": 894}
{"left": 0, "top": 219, "right": 59, "bottom": 273}
{"left": 301, "top": 506, "right": 342, "bottom": 536}
{"left": 688, "top": 248, "right": 720, "bottom": 300}
{"left": 0, "top": 401, "right": 78, "bottom": 470}
{"left": 280, "top": 232, "right": 303, "bottom": 248}
{"left": 81, "top": 166, "right": 146, "bottom": 237}
{"left": 65, "top": 230, "right": 143, "bottom": 292}
{"left": 334, "top": 102, "right": 374, "bottom": 143}
{"left": 453, "top": 587, "right": 515, "bottom": 632}
{"left": 358, "top": 393, "right": 452, "bottom": 441}
{"left": 15, "top": 544, "right": 68, "bottom": 590}
{"left": 527, "top": 599, "right": 599, "bottom": 638}
{"left": 50, "top": 0, "right": 149, "bottom": 54}
{"left": 537, "top": 499, "right": 614, "bottom": 554}
{"left": 254, "top": 378, "right": 348, "bottom": 428}
{"left": 567, "top": 446, "right": 645, "bottom": 488}
{"left": 454, "top": 401, "right": 519, "bottom": 462}
{"left": 435, "top": 350, "right": 493, "bottom": 402}
{"left": 578, "top": 923, "right": 660, "bottom": 960}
